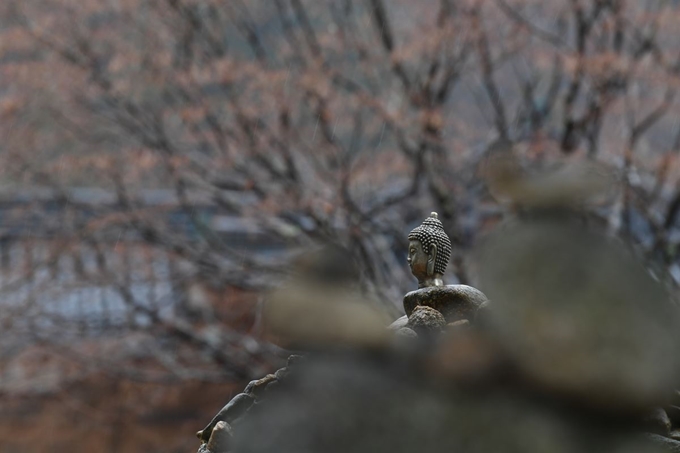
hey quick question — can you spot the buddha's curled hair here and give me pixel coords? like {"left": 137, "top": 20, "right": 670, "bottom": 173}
{"left": 408, "top": 212, "right": 452, "bottom": 275}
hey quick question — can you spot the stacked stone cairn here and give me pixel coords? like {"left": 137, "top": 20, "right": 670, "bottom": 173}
{"left": 196, "top": 355, "right": 304, "bottom": 453}
{"left": 196, "top": 210, "right": 680, "bottom": 453}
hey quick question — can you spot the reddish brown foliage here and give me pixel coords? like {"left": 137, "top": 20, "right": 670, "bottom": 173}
{"left": 2, "top": 0, "right": 680, "bottom": 451}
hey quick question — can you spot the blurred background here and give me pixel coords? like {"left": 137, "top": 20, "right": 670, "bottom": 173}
{"left": 1, "top": 0, "right": 680, "bottom": 451}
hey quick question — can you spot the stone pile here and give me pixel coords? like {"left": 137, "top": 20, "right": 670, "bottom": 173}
{"left": 195, "top": 211, "right": 680, "bottom": 452}
{"left": 196, "top": 354, "right": 304, "bottom": 453}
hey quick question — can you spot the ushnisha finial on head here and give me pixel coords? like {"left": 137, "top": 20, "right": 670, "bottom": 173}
{"left": 407, "top": 211, "right": 453, "bottom": 288}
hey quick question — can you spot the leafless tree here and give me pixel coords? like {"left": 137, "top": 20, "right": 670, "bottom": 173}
{"left": 1, "top": 1, "right": 680, "bottom": 436}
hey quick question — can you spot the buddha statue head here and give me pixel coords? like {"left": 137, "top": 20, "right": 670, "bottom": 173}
{"left": 407, "top": 212, "right": 452, "bottom": 288}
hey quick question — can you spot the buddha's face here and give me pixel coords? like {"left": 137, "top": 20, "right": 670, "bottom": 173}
{"left": 407, "top": 239, "right": 430, "bottom": 280}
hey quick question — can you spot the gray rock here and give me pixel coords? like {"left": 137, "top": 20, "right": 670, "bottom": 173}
{"left": 647, "top": 434, "right": 680, "bottom": 452}
{"left": 403, "top": 285, "right": 488, "bottom": 323}
{"left": 407, "top": 306, "right": 446, "bottom": 334}
{"left": 244, "top": 374, "right": 277, "bottom": 399}
{"left": 474, "top": 217, "right": 680, "bottom": 412}
{"left": 197, "top": 393, "right": 255, "bottom": 443}
{"left": 207, "top": 421, "right": 233, "bottom": 453}
{"left": 388, "top": 315, "right": 409, "bottom": 330}
{"left": 391, "top": 327, "right": 419, "bottom": 352}
{"left": 264, "top": 380, "right": 280, "bottom": 395}
{"left": 232, "top": 355, "right": 665, "bottom": 453}
{"left": 665, "top": 406, "right": 680, "bottom": 428}
{"left": 275, "top": 367, "right": 289, "bottom": 381}
{"left": 395, "top": 327, "right": 418, "bottom": 338}
{"left": 645, "top": 408, "right": 672, "bottom": 436}
{"left": 287, "top": 354, "right": 304, "bottom": 367}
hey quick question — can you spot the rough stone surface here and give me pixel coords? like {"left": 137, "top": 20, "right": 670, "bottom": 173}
{"left": 287, "top": 355, "right": 304, "bottom": 367}
{"left": 244, "top": 374, "right": 277, "bottom": 399}
{"left": 206, "top": 421, "right": 232, "bottom": 453}
{"left": 403, "top": 285, "right": 488, "bottom": 322}
{"left": 407, "top": 306, "right": 446, "bottom": 334}
{"left": 274, "top": 367, "right": 289, "bottom": 381}
{"left": 197, "top": 393, "right": 255, "bottom": 443}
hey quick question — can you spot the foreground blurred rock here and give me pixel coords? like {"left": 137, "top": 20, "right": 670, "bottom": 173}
{"left": 262, "top": 245, "right": 392, "bottom": 351}
{"left": 473, "top": 213, "right": 680, "bottom": 413}
{"left": 196, "top": 164, "right": 680, "bottom": 452}
{"left": 233, "top": 355, "right": 671, "bottom": 453}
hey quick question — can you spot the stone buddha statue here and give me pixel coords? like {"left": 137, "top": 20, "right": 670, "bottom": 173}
{"left": 398, "top": 212, "right": 488, "bottom": 328}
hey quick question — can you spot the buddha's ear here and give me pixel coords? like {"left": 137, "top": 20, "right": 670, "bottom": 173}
{"left": 427, "top": 243, "right": 437, "bottom": 276}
